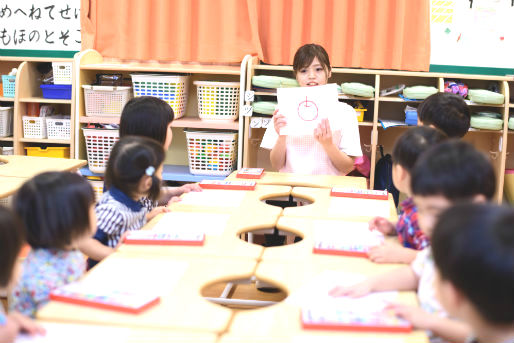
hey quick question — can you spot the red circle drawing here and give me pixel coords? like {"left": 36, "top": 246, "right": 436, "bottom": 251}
{"left": 297, "top": 96, "right": 318, "bottom": 121}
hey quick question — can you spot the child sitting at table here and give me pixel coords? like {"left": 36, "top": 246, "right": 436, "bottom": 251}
{"left": 431, "top": 203, "right": 514, "bottom": 343}
{"left": 0, "top": 206, "right": 45, "bottom": 341}
{"left": 368, "top": 126, "right": 447, "bottom": 264}
{"left": 260, "top": 43, "right": 363, "bottom": 175}
{"left": 10, "top": 172, "right": 96, "bottom": 318}
{"left": 330, "top": 140, "right": 496, "bottom": 343}
{"left": 418, "top": 92, "right": 471, "bottom": 138}
{"left": 80, "top": 136, "right": 166, "bottom": 268}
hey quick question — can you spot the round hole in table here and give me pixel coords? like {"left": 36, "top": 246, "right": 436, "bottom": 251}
{"left": 201, "top": 277, "right": 287, "bottom": 311}
{"left": 237, "top": 227, "right": 303, "bottom": 247}
{"left": 260, "top": 195, "right": 313, "bottom": 208}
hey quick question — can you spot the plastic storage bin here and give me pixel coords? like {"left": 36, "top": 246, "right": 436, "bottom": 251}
{"left": 0, "top": 106, "right": 13, "bottom": 137}
{"left": 131, "top": 74, "right": 189, "bottom": 119}
{"left": 40, "top": 84, "right": 72, "bottom": 100}
{"left": 0, "top": 147, "right": 13, "bottom": 155}
{"left": 194, "top": 81, "right": 240, "bottom": 121}
{"left": 23, "top": 116, "right": 48, "bottom": 138}
{"left": 87, "top": 177, "right": 104, "bottom": 202}
{"left": 52, "top": 62, "right": 73, "bottom": 85}
{"left": 504, "top": 169, "right": 514, "bottom": 204}
{"left": 25, "top": 147, "right": 70, "bottom": 158}
{"left": 82, "top": 128, "right": 120, "bottom": 173}
{"left": 46, "top": 116, "right": 71, "bottom": 140}
{"left": 185, "top": 130, "right": 238, "bottom": 176}
{"left": 82, "top": 85, "right": 132, "bottom": 117}
{"left": 1, "top": 75, "right": 15, "bottom": 98}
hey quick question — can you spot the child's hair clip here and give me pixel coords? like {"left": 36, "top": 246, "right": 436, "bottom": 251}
{"left": 145, "top": 166, "right": 155, "bottom": 176}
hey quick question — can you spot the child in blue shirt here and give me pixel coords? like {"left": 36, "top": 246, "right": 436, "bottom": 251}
{"left": 80, "top": 136, "right": 166, "bottom": 268}
{"left": 9, "top": 172, "right": 96, "bottom": 318}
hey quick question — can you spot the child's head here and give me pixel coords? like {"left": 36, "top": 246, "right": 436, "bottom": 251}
{"left": 432, "top": 203, "right": 514, "bottom": 328}
{"left": 105, "top": 136, "right": 165, "bottom": 201}
{"left": 411, "top": 140, "right": 495, "bottom": 237}
{"left": 0, "top": 206, "right": 24, "bottom": 290}
{"left": 391, "top": 126, "right": 447, "bottom": 194}
{"left": 13, "top": 172, "right": 96, "bottom": 250}
{"left": 418, "top": 92, "right": 470, "bottom": 138}
{"left": 120, "top": 96, "right": 174, "bottom": 150}
{"left": 293, "top": 43, "right": 331, "bottom": 87}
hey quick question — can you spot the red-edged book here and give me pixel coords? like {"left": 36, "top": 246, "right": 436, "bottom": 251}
{"left": 124, "top": 231, "right": 205, "bottom": 246}
{"left": 49, "top": 283, "right": 160, "bottom": 314}
{"left": 301, "top": 307, "right": 412, "bottom": 333}
{"left": 199, "top": 180, "right": 256, "bottom": 190}
{"left": 236, "top": 168, "right": 265, "bottom": 179}
{"left": 312, "top": 228, "right": 384, "bottom": 258}
{"left": 330, "top": 188, "right": 388, "bottom": 200}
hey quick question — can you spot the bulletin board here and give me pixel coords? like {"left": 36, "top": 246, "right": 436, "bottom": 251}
{"left": 0, "top": 0, "right": 80, "bottom": 58}
{"left": 429, "top": 0, "right": 514, "bottom": 75}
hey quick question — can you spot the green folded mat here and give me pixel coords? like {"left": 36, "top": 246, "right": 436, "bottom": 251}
{"left": 402, "top": 86, "right": 438, "bottom": 100}
{"left": 253, "top": 101, "right": 277, "bottom": 115}
{"left": 252, "top": 75, "right": 299, "bottom": 88}
{"left": 468, "top": 89, "right": 505, "bottom": 105}
{"left": 509, "top": 117, "right": 514, "bottom": 130}
{"left": 341, "top": 82, "right": 375, "bottom": 97}
{"left": 474, "top": 111, "right": 502, "bottom": 119}
{"left": 470, "top": 116, "right": 503, "bottom": 130}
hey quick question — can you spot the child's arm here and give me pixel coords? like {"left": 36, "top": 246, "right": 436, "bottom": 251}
{"left": 147, "top": 205, "right": 171, "bottom": 221}
{"left": 158, "top": 183, "right": 202, "bottom": 204}
{"left": 390, "top": 304, "right": 472, "bottom": 343}
{"left": 270, "top": 110, "right": 287, "bottom": 171}
{"left": 78, "top": 237, "right": 115, "bottom": 262}
{"left": 314, "top": 119, "right": 354, "bottom": 175}
{"left": 368, "top": 242, "right": 419, "bottom": 264}
{"left": 369, "top": 216, "right": 396, "bottom": 235}
{"left": 329, "top": 266, "right": 419, "bottom": 297}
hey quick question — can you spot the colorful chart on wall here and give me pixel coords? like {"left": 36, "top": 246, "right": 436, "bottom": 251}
{"left": 277, "top": 83, "right": 339, "bottom": 136}
{"left": 0, "top": 0, "right": 80, "bottom": 58}
{"left": 429, "top": 0, "right": 514, "bottom": 75}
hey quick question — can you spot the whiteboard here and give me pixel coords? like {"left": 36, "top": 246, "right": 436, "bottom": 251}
{"left": 0, "top": 0, "right": 80, "bottom": 57}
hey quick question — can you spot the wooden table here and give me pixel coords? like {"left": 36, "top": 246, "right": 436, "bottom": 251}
{"left": 0, "top": 155, "right": 87, "bottom": 178}
{"left": 283, "top": 187, "right": 398, "bottom": 222}
{"left": 38, "top": 252, "right": 257, "bottom": 333}
{"left": 227, "top": 258, "right": 428, "bottom": 342}
{"left": 226, "top": 170, "right": 368, "bottom": 189}
{"left": 170, "top": 185, "right": 291, "bottom": 214}
{"left": 0, "top": 176, "right": 27, "bottom": 198}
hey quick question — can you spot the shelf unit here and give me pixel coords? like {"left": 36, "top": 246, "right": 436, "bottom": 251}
{"left": 242, "top": 57, "right": 513, "bottom": 203}
{"left": 74, "top": 50, "right": 248, "bottom": 182}
{"left": 0, "top": 57, "right": 75, "bottom": 157}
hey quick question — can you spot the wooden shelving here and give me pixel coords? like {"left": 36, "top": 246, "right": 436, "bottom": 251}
{"left": 378, "top": 97, "right": 422, "bottom": 103}
{"left": 19, "top": 138, "right": 71, "bottom": 144}
{"left": 0, "top": 97, "right": 14, "bottom": 102}
{"left": 78, "top": 116, "right": 239, "bottom": 130}
{"left": 0, "top": 137, "right": 14, "bottom": 142}
{"left": 19, "top": 97, "right": 72, "bottom": 104}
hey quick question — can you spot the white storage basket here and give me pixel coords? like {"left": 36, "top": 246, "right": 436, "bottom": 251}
{"left": 185, "top": 130, "right": 238, "bottom": 176}
{"left": 131, "top": 74, "right": 189, "bottom": 119}
{"left": 82, "top": 128, "right": 120, "bottom": 174}
{"left": 23, "top": 116, "right": 47, "bottom": 138}
{"left": 52, "top": 62, "right": 73, "bottom": 85}
{"left": 83, "top": 85, "right": 132, "bottom": 117}
{"left": 194, "top": 81, "right": 240, "bottom": 121}
{"left": 46, "top": 116, "right": 71, "bottom": 140}
{"left": 0, "top": 106, "right": 13, "bottom": 137}
{"left": 87, "top": 178, "right": 104, "bottom": 202}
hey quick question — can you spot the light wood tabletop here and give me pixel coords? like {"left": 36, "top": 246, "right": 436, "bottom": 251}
{"left": 37, "top": 252, "right": 257, "bottom": 333}
{"left": 0, "top": 176, "right": 27, "bottom": 198}
{"left": 283, "top": 187, "right": 398, "bottom": 222}
{"left": 226, "top": 170, "right": 368, "bottom": 189}
{"left": 0, "top": 155, "right": 87, "bottom": 178}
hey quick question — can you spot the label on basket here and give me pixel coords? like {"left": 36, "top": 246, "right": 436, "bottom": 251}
{"left": 236, "top": 168, "right": 264, "bottom": 179}
{"left": 49, "top": 282, "right": 160, "bottom": 314}
{"left": 124, "top": 231, "right": 205, "bottom": 246}
{"left": 330, "top": 188, "right": 388, "bottom": 200}
{"left": 242, "top": 105, "right": 253, "bottom": 117}
{"left": 199, "top": 180, "right": 256, "bottom": 190}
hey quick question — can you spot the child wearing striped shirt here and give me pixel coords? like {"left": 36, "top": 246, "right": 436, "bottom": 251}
{"left": 80, "top": 136, "right": 166, "bottom": 268}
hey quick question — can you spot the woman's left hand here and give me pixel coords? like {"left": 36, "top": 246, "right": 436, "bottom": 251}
{"left": 314, "top": 118, "right": 334, "bottom": 148}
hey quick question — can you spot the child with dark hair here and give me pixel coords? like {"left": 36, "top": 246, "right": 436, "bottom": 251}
{"left": 368, "top": 126, "right": 447, "bottom": 264}
{"left": 119, "top": 96, "right": 201, "bottom": 209}
{"left": 418, "top": 92, "right": 471, "bottom": 138}
{"left": 80, "top": 136, "right": 166, "bottom": 268}
{"left": 261, "top": 43, "right": 362, "bottom": 175}
{"left": 0, "top": 206, "right": 45, "bottom": 341}
{"left": 10, "top": 172, "right": 96, "bottom": 317}
{"left": 331, "top": 140, "right": 496, "bottom": 343}
{"left": 432, "top": 203, "right": 514, "bottom": 343}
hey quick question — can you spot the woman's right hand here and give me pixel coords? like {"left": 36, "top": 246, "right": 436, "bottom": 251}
{"left": 273, "top": 109, "right": 287, "bottom": 135}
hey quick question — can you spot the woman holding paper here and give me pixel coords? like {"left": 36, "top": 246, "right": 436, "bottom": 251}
{"left": 261, "top": 44, "right": 362, "bottom": 175}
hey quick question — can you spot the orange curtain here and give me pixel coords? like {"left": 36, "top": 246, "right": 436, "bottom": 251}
{"left": 81, "top": 0, "right": 430, "bottom": 71}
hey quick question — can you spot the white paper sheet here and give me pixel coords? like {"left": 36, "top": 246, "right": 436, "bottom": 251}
{"left": 15, "top": 322, "right": 131, "bottom": 343}
{"left": 313, "top": 220, "right": 384, "bottom": 251}
{"left": 277, "top": 84, "right": 339, "bottom": 136}
{"left": 151, "top": 212, "right": 231, "bottom": 236}
{"left": 179, "top": 189, "right": 247, "bottom": 207}
{"left": 328, "top": 197, "right": 391, "bottom": 218}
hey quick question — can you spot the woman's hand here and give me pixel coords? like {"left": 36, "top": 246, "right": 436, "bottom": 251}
{"left": 273, "top": 109, "right": 287, "bottom": 135}
{"left": 314, "top": 118, "right": 334, "bottom": 148}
